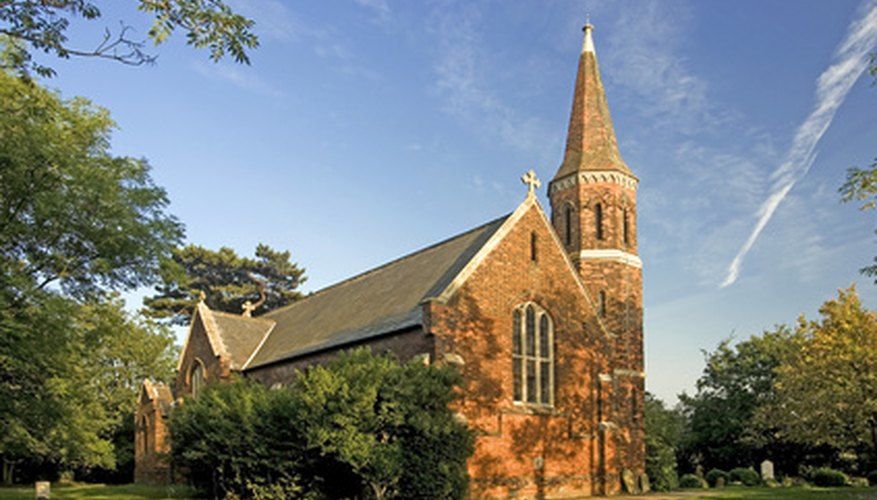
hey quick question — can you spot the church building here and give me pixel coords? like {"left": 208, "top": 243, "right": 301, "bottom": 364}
{"left": 136, "top": 23, "right": 645, "bottom": 498}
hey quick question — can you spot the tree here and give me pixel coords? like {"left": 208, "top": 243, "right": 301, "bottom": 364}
{"left": 644, "top": 392, "right": 683, "bottom": 491}
{"left": 678, "top": 327, "right": 797, "bottom": 473}
{"left": 763, "top": 286, "right": 877, "bottom": 471}
{"left": 0, "top": 70, "right": 181, "bottom": 482}
{"left": 143, "top": 244, "right": 306, "bottom": 325}
{"left": 0, "top": 69, "right": 183, "bottom": 300}
{"left": 0, "top": 0, "right": 258, "bottom": 77}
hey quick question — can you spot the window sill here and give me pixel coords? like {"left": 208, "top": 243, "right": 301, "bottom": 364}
{"left": 506, "top": 403, "right": 559, "bottom": 417}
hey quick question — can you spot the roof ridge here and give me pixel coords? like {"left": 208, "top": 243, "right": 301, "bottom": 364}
{"left": 263, "top": 214, "right": 511, "bottom": 319}
{"left": 210, "top": 308, "right": 276, "bottom": 324}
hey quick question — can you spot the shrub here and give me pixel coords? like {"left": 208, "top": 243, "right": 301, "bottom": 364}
{"left": 868, "top": 470, "right": 877, "bottom": 486}
{"left": 170, "top": 349, "right": 474, "bottom": 499}
{"left": 705, "top": 468, "right": 729, "bottom": 488}
{"left": 679, "top": 474, "right": 708, "bottom": 489}
{"left": 729, "top": 467, "right": 760, "bottom": 486}
{"left": 810, "top": 467, "right": 848, "bottom": 487}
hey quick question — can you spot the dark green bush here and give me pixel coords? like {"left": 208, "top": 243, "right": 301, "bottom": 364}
{"left": 810, "top": 467, "right": 848, "bottom": 487}
{"left": 868, "top": 470, "right": 877, "bottom": 486}
{"left": 170, "top": 349, "right": 474, "bottom": 499}
{"left": 705, "top": 468, "right": 729, "bottom": 487}
{"left": 678, "top": 473, "right": 708, "bottom": 489}
{"left": 729, "top": 467, "right": 760, "bottom": 486}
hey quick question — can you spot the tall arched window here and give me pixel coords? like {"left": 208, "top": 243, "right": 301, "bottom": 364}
{"left": 190, "top": 362, "right": 205, "bottom": 398}
{"left": 595, "top": 203, "right": 604, "bottom": 241}
{"left": 623, "top": 207, "right": 629, "bottom": 245}
{"left": 512, "top": 304, "right": 554, "bottom": 406}
{"left": 137, "top": 415, "right": 149, "bottom": 458}
{"left": 564, "top": 204, "right": 573, "bottom": 246}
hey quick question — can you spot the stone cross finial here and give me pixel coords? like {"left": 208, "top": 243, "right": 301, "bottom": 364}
{"left": 198, "top": 290, "right": 206, "bottom": 303}
{"left": 241, "top": 300, "right": 256, "bottom": 317}
{"left": 521, "top": 170, "right": 541, "bottom": 196}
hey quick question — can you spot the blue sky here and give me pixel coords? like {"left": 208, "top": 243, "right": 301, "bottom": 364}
{"left": 39, "top": 0, "right": 877, "bottom": 403}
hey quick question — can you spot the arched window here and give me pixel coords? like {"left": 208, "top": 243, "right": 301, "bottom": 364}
{"left": 564, "top": 204, "right": 573, "bottom": 246}
{"left": 512, "top": 304, "right": 554, "bottom": 406}
{"left": 595, "top": 203, "right": 604, "bottom": 241}
{"left": 623, "top": 207, "right": 629, "bottom": 245}
{"left": 137, "top": 415, "right": 149, "bottom": 458}
{"left": 190, "top": 362, "right": 205, "bottom": 398}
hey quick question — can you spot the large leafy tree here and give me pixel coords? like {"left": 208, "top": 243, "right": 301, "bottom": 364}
{"left": 0, "top": 70, "right": 183, "bottom": 299}
{"left": 0, "top": 0, "right": 258, "bottom": 77}
{"left": 0, "top": 69, "right": 181, "bottom": 481}
{"left": 678, "top": 327, "right": 797, "bottom": 473}
{"left": 645, "top": 392, "right": 683, "bottom": 492}
{"left": 144, "top": 244, "right": 306, "bottom": 325}
{"left": 762, "top": 286, "right": 877, "bottom": 471}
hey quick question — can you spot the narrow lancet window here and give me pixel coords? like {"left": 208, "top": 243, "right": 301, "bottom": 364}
{"left": 623, "top": 207, "right": 629, "bottom": 245}
{"left": 530, "top": 232, "right": 538, "bottom": 262}
{"left": 598, "top": 291, "right": 607, "bottom": 318}
{"left": 564, "top": 205, "right": 573, "bottom": 246}
{"left": 595, "top": 203, "right": 604, "bottom": 241}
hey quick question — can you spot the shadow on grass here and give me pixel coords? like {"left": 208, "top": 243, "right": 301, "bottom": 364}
{"left": 681, "top": 485, "right": 877, "bottom": 500}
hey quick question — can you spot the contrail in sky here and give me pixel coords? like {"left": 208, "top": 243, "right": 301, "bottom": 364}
{"left": 721, "top": 0, "right": 877, "bottom": 288}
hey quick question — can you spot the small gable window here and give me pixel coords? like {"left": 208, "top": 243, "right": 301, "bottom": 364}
{"left": 530, "top": 231, "right": 538, "bottom": 262}
{"left": 190, "top": 362, "right": 205, "bottom": 398}
{"left": 512, "top": 303, "right": 554, "bottom": 406}
{"left": 595, "top": 203, "right": 604, "bottom": 241}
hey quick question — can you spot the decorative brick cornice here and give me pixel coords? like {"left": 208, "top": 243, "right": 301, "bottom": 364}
{"left": 549, "top": 170, "right": 638, "bottom": 195}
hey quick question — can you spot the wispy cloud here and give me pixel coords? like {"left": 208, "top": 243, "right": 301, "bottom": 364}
{"left": 428, "top": 3, "right": 554, "bottom": 155}
{"left": 353, "top": 0, "right": 391, "bottom": 23}
{"left": 192, "top": 61, "right": 284, "bottom": 98}
{"left": 721, "top": 0, "right": 877, "bottom": 287}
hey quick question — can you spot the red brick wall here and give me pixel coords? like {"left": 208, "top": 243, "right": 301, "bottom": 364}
{"left": 425, "top": 202, "right": 612, "bottom": 499}
{"left": 175, "top": 312, "right": 233, "bottom": 398}
{"left": 550, "top": 176, "right": 646, "bottom": 492}
{"left": 134, "top": 396, "right": 170, "bottom": 484}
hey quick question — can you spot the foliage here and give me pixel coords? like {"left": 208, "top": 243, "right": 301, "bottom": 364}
{"left": 808, "top": 467, "right": 848, "bottom": 487}
{"left": 729, "top": 467, "right": 760, "bottom": 486}
{"left": 678, "top": 326, "right": 797, "bottom": 473}
{"left": 761, "top": 286, "right": 877, "bottom": 471}
{"left": 840, "top": 160, "right": 877, "bottom": 279}
{"left": 678, "top": 473, "right": 708, "bottom": 489}
{"left": 0, "top": 0, "right": 258, "bottom": 77}
{"left": 706, "top": 468, "right": 729, "bottom": 488}
{"left": 143, "top": 243, "right": 305, "bottom": 324}
{"left": 644, "top": 392, "right": 683, "bottom": 491}
{"left": 868, "top": 469, "right": 877, "bottom": 486}
{"left": 0, "top": 71, "right": 180, "bottom": 481}
{"left": 0, "top": 70, "right": 183, "bottom": 300}
{"left": 171, "top": 349, "right": 473, "bottom": 500}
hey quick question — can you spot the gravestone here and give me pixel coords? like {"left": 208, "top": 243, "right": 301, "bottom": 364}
{"left": 622, "top": 469, "right": 637, "bottom": 493}
{"left": 716, "top": 477, "right": 726, "bottom": 488}
{"left": 35, "top": 481, "right": 50, "bottom": 499}
{"left": 760, "top": 459, "right": 775, "bottom": 481}
{"left": 639, "top": 473, "right": 651, "bottom": 493}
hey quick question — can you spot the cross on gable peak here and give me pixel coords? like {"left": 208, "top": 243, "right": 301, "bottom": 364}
{"left": 521, "top": 170, "right": 541, "bottom": 197}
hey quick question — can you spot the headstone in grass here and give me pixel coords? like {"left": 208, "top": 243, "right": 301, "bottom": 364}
{"left": 622, "top": 469, "right": 637, "bottom": 493}
{"left": 35, "top": 481, "right": 50, "bottom": 499}
{"left": 639, "top": 473, "right": 651, "bottom": 493}
{"left": 761, "top": 460, "right": 775, "bottom": 481}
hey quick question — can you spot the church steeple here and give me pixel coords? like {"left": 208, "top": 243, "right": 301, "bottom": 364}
{"left": 555, "top": 23, "right": 632, "bottom": 180}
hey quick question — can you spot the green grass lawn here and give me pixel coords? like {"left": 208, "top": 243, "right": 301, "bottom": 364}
{"left": 682, "top": 484, "right": 877, "bottom": 499}
{"left": 0, "top": 483, "right": 195, "bottom": 500}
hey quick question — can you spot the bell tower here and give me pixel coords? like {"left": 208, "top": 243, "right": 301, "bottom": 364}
{"left": 548, "top": 23, "right": 645, "bottom": 491}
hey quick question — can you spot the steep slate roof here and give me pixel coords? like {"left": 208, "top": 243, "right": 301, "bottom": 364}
{"left": 555, "top": 24, "right": 633, "bottom": 180}
{"left": 244, "top": 215, "right": 509, "bottom": 369}
{"left": 210, "top": 311, "right": 275, "bottom": 370}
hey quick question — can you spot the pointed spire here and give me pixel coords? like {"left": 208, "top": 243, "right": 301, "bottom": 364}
{"left": 555, "top": 22, "right": 632, "bottom": 180}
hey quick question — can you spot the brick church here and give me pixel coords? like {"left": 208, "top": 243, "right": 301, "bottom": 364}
{"left": 135, "top": 23, "right": 645, "bottom": 498}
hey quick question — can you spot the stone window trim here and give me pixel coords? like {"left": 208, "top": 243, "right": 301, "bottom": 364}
{"left": 188, "top": 358, "right": 206, "bottom": 398}
{"left": 512, "top": 303, "right": 555, "bottom": 408}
